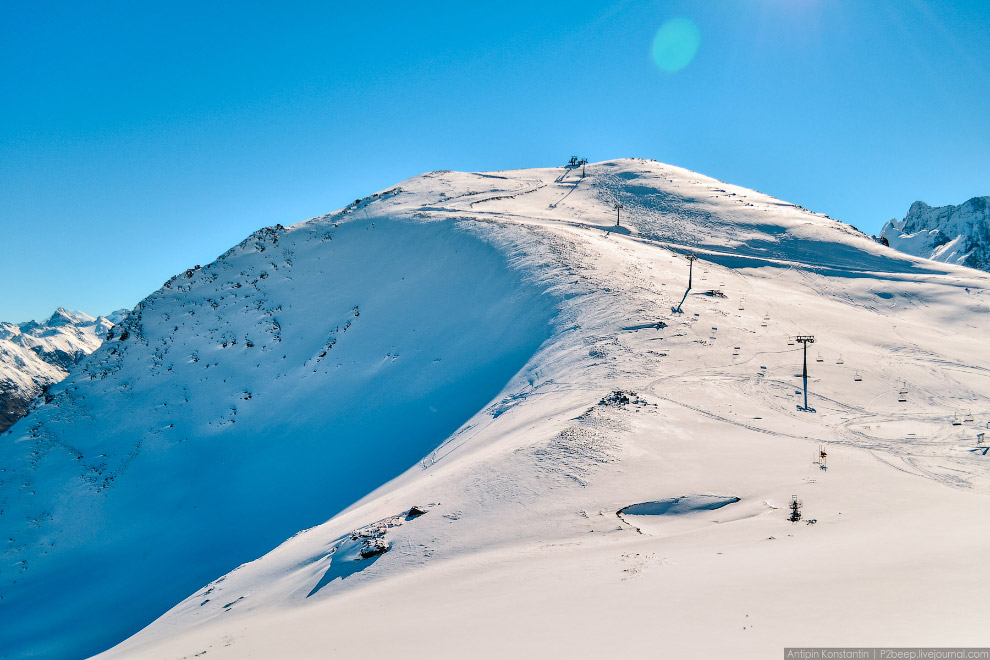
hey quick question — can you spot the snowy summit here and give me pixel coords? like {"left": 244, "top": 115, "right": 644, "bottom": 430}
{"left": 1, "top": 159, "right": 989, "bottom": 659}
{"left": 880, "top": 196, "right": 990, "bottom": 271}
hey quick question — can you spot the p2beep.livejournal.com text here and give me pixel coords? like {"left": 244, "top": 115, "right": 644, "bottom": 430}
{"left": 785, "top": 650, "right": 990, "bottom": 659}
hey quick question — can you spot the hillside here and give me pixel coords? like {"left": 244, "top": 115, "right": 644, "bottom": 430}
{"left": 0, "top": 308, "right": 123, "bottom": 433}
{"left": 3, "top": 159, "right": 990, "bottom": 659}
{"left": 880, "top": 196, "right": 990, "bottom": 271}
{"left": 0, "top": 211, "right": 555, "bottom": 658}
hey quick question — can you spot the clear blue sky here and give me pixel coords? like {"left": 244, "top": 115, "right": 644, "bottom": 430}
{"left": 2, "top": 0, "right": 988, "bottom": 322}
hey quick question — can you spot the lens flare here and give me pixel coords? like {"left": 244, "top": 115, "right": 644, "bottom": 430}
{"left": 651, "top": 17, "right": 701, "bottom": 73}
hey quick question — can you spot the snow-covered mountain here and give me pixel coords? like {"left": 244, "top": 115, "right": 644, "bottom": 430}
{"left": 0, "top": 308, "right": 125, "bottom": 433}
{"left": 3, "top": 160, "right": 990, "bottom": 659}
{"left": 880, "top": 196, "right": 990, "bottom": 271}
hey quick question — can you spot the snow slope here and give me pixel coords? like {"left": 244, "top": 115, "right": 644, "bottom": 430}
{"left": 5, "top": 159, "right": 990, "bottom": 659}
{"left": 0, "top": 217, "right": 556, "bottom": 659}
{"left": 98, "top": 161, "right": 990, "bottom": 659}
{"left": 880, "top": 197, "right": 990, "bottom": 271}
{"left": 0, "top": 309, "right": 122, "bottom": 433}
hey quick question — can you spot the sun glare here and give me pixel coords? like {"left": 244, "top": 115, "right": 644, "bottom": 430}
{"left": 650, "top": 17, "right": 702, "bottom": 73}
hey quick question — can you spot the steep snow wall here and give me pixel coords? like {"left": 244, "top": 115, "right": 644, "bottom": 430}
{"left": 0, "top": 215, "right": 557, "bottom": 659}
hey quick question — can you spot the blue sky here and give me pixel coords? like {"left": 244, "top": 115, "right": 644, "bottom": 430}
{"left": 2, "top": 0, "right": 988, "bottom": 322}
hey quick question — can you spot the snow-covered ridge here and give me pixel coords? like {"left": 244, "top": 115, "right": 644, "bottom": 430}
{"left": 3, "top": 159, "right": 990, "bottom": 659}
{"left": 0, "top": 307, "right": 125, "bottom": 432}
{"left": 99, "top": 160, "right": 989, "bottom": 659}
{"left": 880, "top": 196, "right": 990, "bottom": 271}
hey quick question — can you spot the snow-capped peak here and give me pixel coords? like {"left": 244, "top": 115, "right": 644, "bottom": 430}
{"left": 44, "top": 306, "right": 96, "bottom": 327}
{"left": 880, "top": 196, "right": 990, "bottom": 271}
{"left": 0, "top": 307, "right": 127, "bottom": 433}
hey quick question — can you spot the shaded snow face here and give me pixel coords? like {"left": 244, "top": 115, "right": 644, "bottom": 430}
{"left": 618, "top": 495, "right": 740, "bottom": 517}
{"left": 614, "top": 496, "right": 772, "bottom": 537}
{"left": 0, "top": 216, "right": 557, "bottom": 659}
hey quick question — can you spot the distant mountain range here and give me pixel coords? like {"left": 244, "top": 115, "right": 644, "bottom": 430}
{"left": 0, "top": 307, "right": 125, "bottom": 432}
{"left": 880, "top": 196, "right": 990, "bottom": 272}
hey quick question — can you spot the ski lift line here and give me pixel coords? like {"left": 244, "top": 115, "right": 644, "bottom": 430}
{"left": 648, "top": 390, "right": 817, "bottom": 441}
{"left": 653, "top": 346, "right": 807, "bottom": 381}
{"left": 647, "top": 339, "right": 966, "bottom": 423}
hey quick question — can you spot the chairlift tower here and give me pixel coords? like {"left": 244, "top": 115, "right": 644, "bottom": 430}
{"left": 687, "top": 253, "right": 698, "bottom": 289}
{"left": 614, "top": 202, "right": 624, "bottom": 226}
{"left": 794, "top": 335, "right": 816, "bottom": 412}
